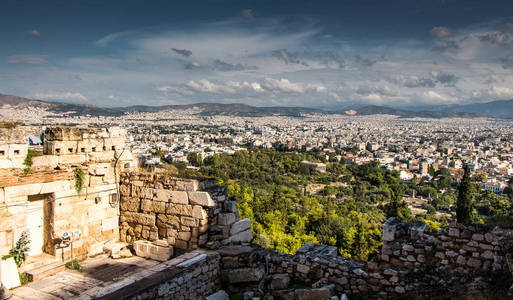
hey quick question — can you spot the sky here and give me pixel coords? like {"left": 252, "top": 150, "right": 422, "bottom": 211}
{"left": 1, "top": 0, "right": 513, "bottom": 108}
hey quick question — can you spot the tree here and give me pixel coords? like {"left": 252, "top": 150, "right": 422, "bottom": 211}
{"left": 456, "top": 165, "right": 473, "bottom": 223}
{"left": 187, "top": 152, "right": 202, "bottom": 166}
{"left": 428, "top": 165, "right": 435, "bottom": 177}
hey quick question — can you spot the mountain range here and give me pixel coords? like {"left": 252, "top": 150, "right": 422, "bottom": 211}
{"left": 1, "top": 93, "right": 513, "bottom": 119}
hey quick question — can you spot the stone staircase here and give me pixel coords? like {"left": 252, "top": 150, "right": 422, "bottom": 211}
{"left": 21, "top": 254, "right": 65, "bottom": 281}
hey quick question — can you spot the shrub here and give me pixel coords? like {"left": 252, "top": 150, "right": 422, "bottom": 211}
{"left": 74, "top": 167, "right": 85, "bottom": 193}
{"left": 65, "top": 259, "right": 82, "bottom": 272}
{"left": 6, "top": 230, "right": 31, "bottom": 267}
{"left": 19, "top": 272, "right": 33, "bottom": 285}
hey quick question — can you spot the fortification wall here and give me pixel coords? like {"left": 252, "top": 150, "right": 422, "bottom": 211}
{"left": 380, "top": 218, "right": 511, "bottom": 273}
{"left": 118, "top": 173, "right": 251, "bottom": 254}
{"left": 0, "top": 126, "right": 135, "bottom": 260}
{"left": 217, "top": 219, "right": 513, "bottom": 299}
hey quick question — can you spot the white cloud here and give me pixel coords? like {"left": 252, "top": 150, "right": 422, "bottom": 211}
{"left": 430, "top": 26, "right": 453, "bottom": 38}
{"left": 471, "top": 86, "right": 513, "bottom": 100}
{"left": 423, "top": 90, "right": 454, "bottom": 103}
{"left": 33, "top": 91, "right": 87, "bottom": 101}
{"left": 261, "top": 78, "right": 304, "bottom": 93}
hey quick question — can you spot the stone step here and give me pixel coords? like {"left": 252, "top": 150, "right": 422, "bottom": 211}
{"left": 22, "top": 254, "right": 61, "bottom": 273}
{"left": 26, "top": 261, "right": 65, "bottom": 281}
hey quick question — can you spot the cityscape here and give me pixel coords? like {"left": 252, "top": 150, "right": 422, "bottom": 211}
{"left": 1, "top": 0, "right": 513, "bottom": 299}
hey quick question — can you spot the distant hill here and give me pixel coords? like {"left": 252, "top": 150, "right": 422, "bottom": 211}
{"left": 118, "top": 102, "right": 323, "bottom": 117}
{"left": 0, "top": 94, "right": 123, "bottom": 116}
{"left": 2, "top": 93, "right": 513, "bottom": 119}
{"left": 432, "top": 100, "right": 513, "bottom": 119}
{"left": 344, "top": 105, "right": 479, "bottom": 118}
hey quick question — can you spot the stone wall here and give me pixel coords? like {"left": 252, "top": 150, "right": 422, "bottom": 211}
{"left": 118, "top": 173, "right": 251, "bottom": 254}
{"left": 0, "top": 126, "right": 37, "bottom": 169}
{"left": 380, "top": 217, "right": 512, "bottom": 274}
{"left": 0, "top": 126, "right": 136, "bottom": 260}
{"left": 217, "top": 219, "right": 513, "bottom": 299}
{"left": 88, "top": 249, "right": 221, "bottom": 300}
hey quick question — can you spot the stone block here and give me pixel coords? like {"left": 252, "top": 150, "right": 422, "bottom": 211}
{"left": 472, "top": 233, "right": 484, "bottom": 241}
{"left": 120, "top": 212, "right": 156, "bottom": 226}
{"left": 1, "top": 257, "right": 21, "bottom": 289}
{"left": 133, "top": 240, "right": 173, "bottom": 261}
{"left": 175, "top": 180, "right": 199, "bottom": 191}
{"left": 228, "top": 229, "right": 252, "bottom": 243}
{"left": 120, "top": 198, "right": 140, "bottom": 212}
{"left": 223, "top": 267, "right": 264, "bottom": 283}
{"left": 166, "top": 204, "right": 193, "bottom": 216}
{"left": 269, "top": 273, "right": 290, "bottom": 290}
{"left": 31, "top": 155, "right": 59, "bottom": 168}
{"left": 295, "top": 285, "right": 334, "bottom": 300}
{"left": 206, "top": 290, "right": 229, "bottom": 300}
{"left": 141, "top": 187, "right": 154, "bottom": 199}
{"left": 188, "top": 191, "right": 215, "bottom": 207}
{"left": 224, "top": 201, "right": 237, "bottom": 213}
{"left": 192, "top": 205, "right": 208, "bottom": 219}
{"left": 181, "top": 216, "right": 198, "bottom": 227}
{"left": 101, "top": 216, "right": 118, "bottom": 232}
{"left": 297, "top": 264, "right": 310, "bottom": 274}
{"left": 168, "top": 191, "right": 189, "bottom": 204}
{"left": 382, "top": 219, "right": 398, "bottom": 242}
{"left": 218, "top": 213, "right": 236, "bottom": 226}
{"left": 59, "top": 154, "right": 87, "bottom": 164}
{"left": 178, "top": 231, "right": 192, "bottom": 241}
{"left": 230, "top": 218, "right": 251, "bottom": 235}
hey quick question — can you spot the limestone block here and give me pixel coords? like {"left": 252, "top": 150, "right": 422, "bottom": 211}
{"left": 4, "top": 184, "right": 43, "bottom": 199}
{"left": 120, "top": 212, "right": 156, "bottom": 226}
{"left": 88, "top": 151, "right": 115, "bottom": 162}
{"left": 382, "top": 223, "right": 397, "bottom": 242}
{"left": 188, "top": 191, "right": 215, "bottom": 207}
{"left": 89, "top": 175, "right": 104, "bottom": 187}
{"left": 223, "top": 267, "right": 264, "bottom": 283}
{"left": 181, "top": 216, "right": 198, "bottom": 227}
{"left": 175, "top": 180, "right": 199, "bottom": 191}
{"left": 218, "top": 213, "right": 236, "bottom": 226}
{"left": 102, "top": 216, "right": 119, "bottom": 232}
{"left": 228, "top": 229, "right": 252, "bottom": 243}
{"left": 40, "top": 180, "right": 71, "bottom": 194}
{"left": 141, "top": 187, "right": 154, "bottom": 199}
{"left": 230, "top": 218, "right": 251, "bottom": 235}
{"left": 269, "top": 273, "right": 290, "bottom": 290}
{"left": 169, "top": 191, "right": 189, "bottom": 204}
{"left": 206, "top": 290, "right": 229, "bottom": 300}
{"left": 295, "top": 286, "right": 334, "bottom": 300}
{"left": 166, "top": 204, "right": 193, "bottom": 216}
{"left": 1, "top": 257, "right": 21, "bottom": 289}
{"left": 178, "top": 231, "right": 191, "bottom": 241}
{"left": 223, "top": 201, "right": 237, "bottom": 213}
{"left": 90, "top": 163, "right": 110, "bottom": 176}
{"left": 120, "top": 198, "right": 140, "bottom": 212}
{"left": 192, "top": 205, "right": 208, "bottom": 220}
{"left": 472, "top": 234, "right": 484, "bottom": 241}
{"left": 31, "top": 155, "right": 59, "bottom": 168}
{"left": 0, "top": 158, "right": 15, "bottom": 169}
{"left": 88, "top": 207, "right": 107, "bottom": 222}
{"left": 59, "top": 154, "right": 87, "bottom": 165}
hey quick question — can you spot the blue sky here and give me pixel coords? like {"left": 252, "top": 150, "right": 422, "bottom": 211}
{"left": 1, "top": 0, "right": 513, "bottom": 108}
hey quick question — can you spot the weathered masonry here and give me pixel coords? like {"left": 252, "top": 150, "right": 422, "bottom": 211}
{"left": 0, "top": 126, "right": 135, "bottom": 260}
{"left": 118, "top": 173, "right": 251, "bottom": 257}
{"left": 77, "top": 219, "right": 513, "bottom": 300}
